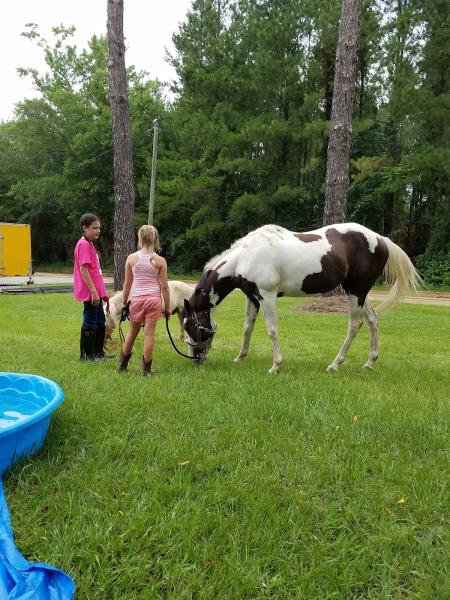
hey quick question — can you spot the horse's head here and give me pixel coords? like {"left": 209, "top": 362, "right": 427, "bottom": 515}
{"left": 182, "top": 293, "right": 217, "bottom": 363}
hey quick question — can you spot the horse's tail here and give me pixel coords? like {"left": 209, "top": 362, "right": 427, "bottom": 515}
{"left": 376, "top": 237, "right": 423, "bottom": 314}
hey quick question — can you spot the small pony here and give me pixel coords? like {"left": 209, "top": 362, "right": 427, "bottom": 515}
{"left": 105, "top": 280, "right": 195, "bottom": 347}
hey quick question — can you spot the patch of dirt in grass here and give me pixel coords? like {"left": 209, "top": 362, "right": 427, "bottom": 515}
{"left": 301, "top": 296, "right": 349, "bottom": 313}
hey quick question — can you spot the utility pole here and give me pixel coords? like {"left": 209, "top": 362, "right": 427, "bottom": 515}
{"left": 148, "top": 117, "right": 163, "bottom": 225}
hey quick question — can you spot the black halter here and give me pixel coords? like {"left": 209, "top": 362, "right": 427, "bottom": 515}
{"left": 190, "top": 305, "right": 217, "bottom": 339}
{"left": 166, "top": 307, "right": 216, "bottom": 361}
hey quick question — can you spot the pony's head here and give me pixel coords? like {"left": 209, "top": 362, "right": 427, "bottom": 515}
{"left": 182, "top": 290, "right": 217, "bottom": 363}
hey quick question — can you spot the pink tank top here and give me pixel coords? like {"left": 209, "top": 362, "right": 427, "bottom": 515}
{"left": 131, "top": 251, "right": 160, "bottom": 298}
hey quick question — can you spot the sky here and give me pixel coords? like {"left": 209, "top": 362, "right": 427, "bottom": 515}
{"left": 0, "top": 0, "right": 193, "bottom": 121}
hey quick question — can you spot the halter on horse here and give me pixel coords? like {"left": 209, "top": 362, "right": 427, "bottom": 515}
{"left": 181, "top": 223, "right": 422, "bottom": 373}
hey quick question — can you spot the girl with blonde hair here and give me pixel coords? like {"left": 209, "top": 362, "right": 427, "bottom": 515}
{"left": 117, "top": 225, "right": 170, "bottom": 375}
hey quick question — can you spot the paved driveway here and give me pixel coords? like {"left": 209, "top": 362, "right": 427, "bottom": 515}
{"left": 0, "top": 272, "right": 113, "bottom": 286}
{"left": 369, "top": 291, "right": 450, "bottom": 307}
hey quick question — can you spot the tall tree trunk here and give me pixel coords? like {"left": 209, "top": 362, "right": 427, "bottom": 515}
{"left": 317, "top": 0, "right": 362, "bottom": 303}
{"left": 323, "top": 0, "right": 362, "bottom": 226}
{"left": 107, "top": 0, "right": 135, "bottom": 289}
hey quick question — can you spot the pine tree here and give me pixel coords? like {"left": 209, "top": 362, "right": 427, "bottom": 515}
{"left": 323, "top": 0, "right": 362, "bottom": 225}
{"left": 107, "top": 0, "right": 136, "bottom": 288}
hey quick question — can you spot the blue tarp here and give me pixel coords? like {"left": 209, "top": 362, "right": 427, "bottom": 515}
{"left": 0, "top": 482, "right": 75, "bottom": 599}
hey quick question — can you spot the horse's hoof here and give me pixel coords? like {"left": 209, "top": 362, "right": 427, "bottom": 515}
{"left": 363, "top": 363, "right": 374, "bottom": 370}
{"left": 326, "top": 364, "right": 338, "bottom": 373}
{"left": 234, "top": 355, "right": 244, "bottom": 363}
{"left": 268, "top": 367, "right": 279, "bottom": 375}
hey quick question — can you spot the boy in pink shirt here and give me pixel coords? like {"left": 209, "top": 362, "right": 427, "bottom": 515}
{"left": 74, "top": 213, "right": 112, "bottom": 360}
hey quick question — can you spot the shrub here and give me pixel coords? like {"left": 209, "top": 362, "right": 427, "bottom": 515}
{"left": 415, "top": 252, "right": 450, "bottom": 287}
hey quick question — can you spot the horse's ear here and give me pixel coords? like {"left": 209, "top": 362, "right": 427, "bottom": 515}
{"left": 184, "top": 299, "right": 192, "bottom": 314}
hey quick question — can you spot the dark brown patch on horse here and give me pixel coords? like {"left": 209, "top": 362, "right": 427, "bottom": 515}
{"left": 212, "top": 275, "right": 262, "bottom": 309}
{"left": 295, "top": 233, "right": 322, "bottom": 243}
{"left": 234, "top": 275, "right": 262, "bottom": 308}
{"left": 192, "top": 268, "right": 262, "bottom": 309}
{"left": 191, "top": 272, "right": 216, "bottom": 310}
{"left": 301, "top": 229, "right": 388, "bottom": 305}
{"left": 194, "top": 261, "right": 227, "bottom": 300}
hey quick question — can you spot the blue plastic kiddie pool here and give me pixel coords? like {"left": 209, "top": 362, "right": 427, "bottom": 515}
{"left": 0, "top": 372, "right": 64, "bottom": 474}
{"left": 0, "top": 372, "right": 74, "bottom": 599}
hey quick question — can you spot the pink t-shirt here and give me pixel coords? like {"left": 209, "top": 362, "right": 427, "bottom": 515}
{"left": 73, "top": 237, "right": 107, "bottom": 301}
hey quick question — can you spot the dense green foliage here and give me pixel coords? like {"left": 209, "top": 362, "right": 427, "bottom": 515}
{"left": 0, "top": 1, "right": 449, "bottom": 276}
{"left": 415, "top": 252, "right": 450, "bottom": 287}
{"left": 1, "top": 293, "right": 449, "bottom": 598}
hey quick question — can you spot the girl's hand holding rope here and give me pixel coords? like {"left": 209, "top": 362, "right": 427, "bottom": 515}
{"left": 120, "top": 301, "right": 131, "bottom": 322}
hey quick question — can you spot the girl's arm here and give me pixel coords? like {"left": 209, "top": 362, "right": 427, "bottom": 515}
{"left": 122, "top": 258, "right": 134, "bottom": 305}
{"left": 80, "top": 264, "right": 100, "bottom": 305}
{"left": 157, "top": 258, "right": 171, "bottom": 318}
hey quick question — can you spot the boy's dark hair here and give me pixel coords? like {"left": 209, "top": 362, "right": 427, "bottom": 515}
{"left": 80, "top": 213, "right": 99, "bottom": 229}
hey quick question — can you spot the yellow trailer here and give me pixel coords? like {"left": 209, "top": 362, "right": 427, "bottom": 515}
{"left": 0, "top": 223, "right": 32, "bottom": 277}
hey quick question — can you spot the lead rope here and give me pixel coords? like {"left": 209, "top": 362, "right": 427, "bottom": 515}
{"left": 119, "top": 318, "right": 126, "bottom": 345}
{"left": 159, "top": 284, "right": 195, "bottom": 359}
{"left": 165, "top": 315, "right": 199, "bottom": 360}
{"left": 118, "top": 301, "right": 131, "bottom": 345}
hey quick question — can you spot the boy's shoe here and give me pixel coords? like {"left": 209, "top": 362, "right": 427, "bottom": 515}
{"left": 80, "top": 327, "right": 96, "bottom": 360}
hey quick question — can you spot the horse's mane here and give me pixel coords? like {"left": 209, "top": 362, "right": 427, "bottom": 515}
{"left": 204, "top": 225, "right": 289, "bottom": 271}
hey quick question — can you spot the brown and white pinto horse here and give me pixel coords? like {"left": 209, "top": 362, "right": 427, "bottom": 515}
{"left": 182, "top": 223, "right": 422, "bottom": 373}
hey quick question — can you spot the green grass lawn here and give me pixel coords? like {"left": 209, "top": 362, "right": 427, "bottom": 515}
{"left": 1, "top": 293, "right": 449, "bottom": 599}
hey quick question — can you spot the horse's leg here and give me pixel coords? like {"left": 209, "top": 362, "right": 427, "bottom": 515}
{"left": 261, "top": 293, "right": 282, "bottom": 374}
{"left": 326, "top": 294, "right": 363, "bottom": 373}
{"left": 362, "top": 299, "right": 378, "bottom": 369}
{"left": 234, "top": 297, "right": 259, "bottom": 363}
